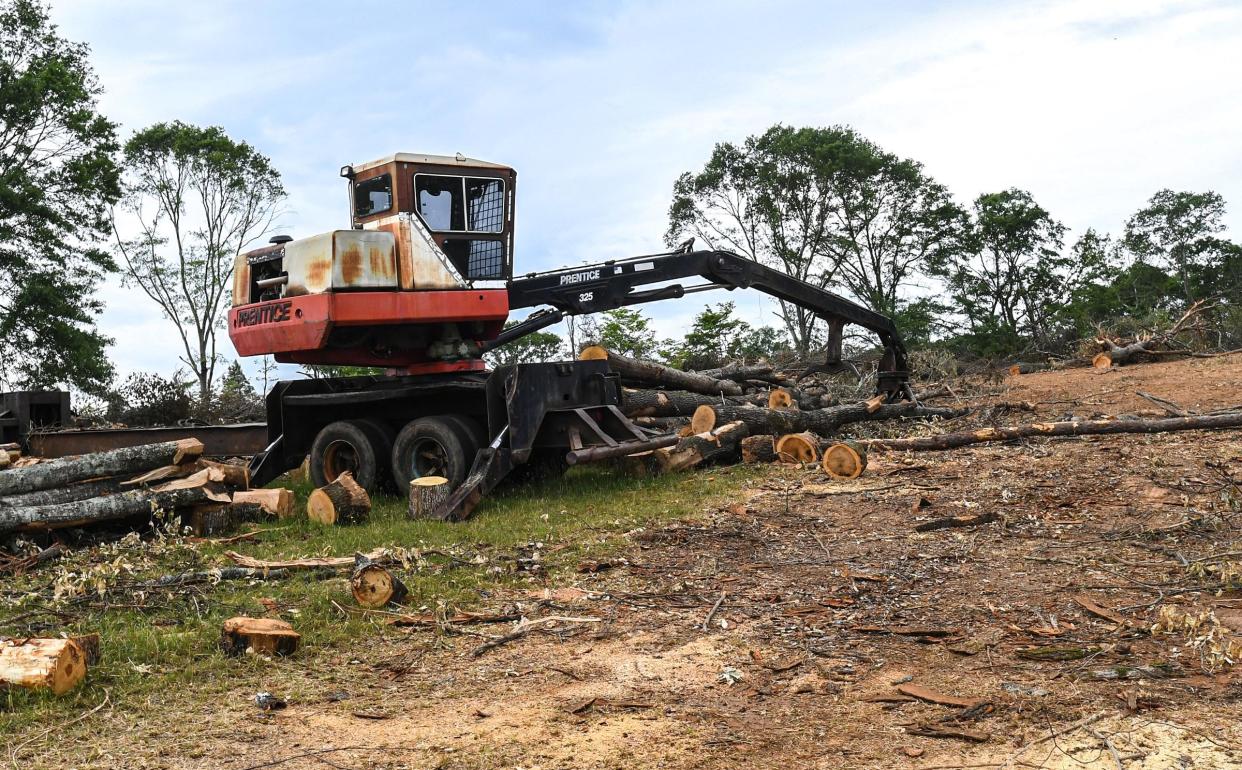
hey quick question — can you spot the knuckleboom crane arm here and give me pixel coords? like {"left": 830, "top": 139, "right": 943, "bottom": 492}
{"left": 497, "top": 248, "right": 913, "bottom": 401}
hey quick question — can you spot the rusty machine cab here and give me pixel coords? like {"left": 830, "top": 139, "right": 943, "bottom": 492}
{"left": 229, "top": 154, "right": 516, "bottom": 373}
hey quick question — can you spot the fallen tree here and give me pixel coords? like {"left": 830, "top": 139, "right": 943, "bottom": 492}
{"left": 692, "top": 401, "right": 964, "bottom": 438}
{"left": 0, "top": 485, "right": 223, "bottom": 535}
{"left": 0, "top": 438, "right": 203, "bottom": 497}
{"left": 863, "top": 412, "right": 1242, "bottom": 452}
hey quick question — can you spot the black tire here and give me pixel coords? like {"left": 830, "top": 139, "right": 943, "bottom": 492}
{"left": 356, "top": 419, "right": 396, "bottom": 493}
{"left": 309, "top": 420, "right": 385, "bottom": 492}
{"left": 391, "top": 416, "right": 476, "bottom": 491}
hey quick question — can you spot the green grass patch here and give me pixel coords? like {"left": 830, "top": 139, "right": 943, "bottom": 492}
{"left": 0, "top": 463, "right": 760, "bottom": 742}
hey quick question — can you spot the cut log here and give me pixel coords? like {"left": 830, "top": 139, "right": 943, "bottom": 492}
{"left": 580, "top": 346, "right": 742, "bottom": 396}
{"left": 695, "top": 402, "right": 963, "bottom": 439}
{"left": 0, "top": 477, "right": 123, "bottom": 508}
{"left": 0, "top": 485, "right": 220, "bottom": 536}
{"left": 863, "top": 395, "right": 886, "bottom": 414}
{"left": 690, "top": 404, "right": 717, "bottom": 435}
{"left": 232, "top": 488, "right": 295, "bottom": 518}
{"left": 200, "top": 459, "right": 250, "bottom": 489}
{"left": 865, "top": 412, "right": 1242, "bottom": 452}
{"left": 0, "top": 452, "right": 9, "bottom": 470}
{"left": 0, "top": 637, "right": 88, "bottom": 694}
{"left": 307, "top": 471, "right": 370, "bottom": 525}
{"left": 619, "top": 389, "right": 720, "bottom": 418}
{"left": 187, "top": 504, "right": 234, "bottom": 536}
{"left": 1008, "top": 362, "right": 1048, "bottom": 376}
{"left": 219, "top": 617, "right": 300, "bottom": 657}
{"left": 351, "top": 553, "right": 409, "bottom": 608}
{"left": 122, "top": 460, "right": 204, "bottom": 487}
{"left": 657, "top": 421, "right": 750, "bottom": 473}
{"left": 822, "top": 441, "right": 868, "bottom": 479}
{"left": 768, "top": 389, "right": 794, "bottom": 409}
{"left": 0, "top": 438, "right": 204, "bottom": 497}
{"left": 740, "top": 434, "right": 777, "bottom": 463}
{"left": 408, "top": 476, "right": 450, "bottom": 520}
{"left": 775, "top": 432, "right": 820, "bottom": 464}
{"left": 151, "top": 468, "right": 231, "bottom": 500}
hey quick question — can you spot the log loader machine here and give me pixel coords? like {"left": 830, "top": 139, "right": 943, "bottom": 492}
{"left": 228, "top": 152, "right": 913, "bottom": 520}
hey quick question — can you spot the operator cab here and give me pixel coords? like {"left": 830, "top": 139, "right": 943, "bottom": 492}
{"left": 228, "top": 153, "right": 516, "bottom": 371}
{"left": 345, "top": 153, "right": 516, "bottom": 283}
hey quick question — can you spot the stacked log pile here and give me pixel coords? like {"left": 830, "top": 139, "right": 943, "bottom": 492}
{"left": 0, "top": 439, "right": 280, "bottom": 539}
{"left": 584, "top": 347, "right": 961, "bottom": 476}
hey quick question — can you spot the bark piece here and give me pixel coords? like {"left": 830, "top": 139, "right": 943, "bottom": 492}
{"left": 740, "top": 434, "right": 777, "bottom": 463}
{"left": 220, "top": 617, "right": 300, "bottom": 657}
{"left": 233, "top": 488, "right": 295, "bottom": 518}
{"left": 0, "top": 637, "right": 88, "bottom": 695}
{"left": 580, "top": 346, "right": 742, "bottom": 396}
{"left": 896, "top": 683, "right": 981, "bottom": 708}
{"left": 225, "top": 548, "right": 385, "bottom": 570}
{"left": 408, "top": 476, "right": 450, "bottom": 520}
{"left": 914, "top": 512, "right": 999, "bottom": 532}
{"left": 122, "top": 460, "right": 205, "bottom": 487}
{"left": 866, "top": 412, "right": 1242, "bottom": 452}
{"left": 0, "top": 438, "right": 204, "bottom": 497}
{"left": 775, "top": 432, "right": 820, "bottom": 464}
{"left": 307, "top": 471, "right": 370, "bottom": 525}
{"left": 0, "top": 485, "right": 220, "bottom": 536}
{"left": 822, "top": 441, "right": 868, "bottom": 479}
{"left": 351, "top": 553, "right": 409, "bottom": 608}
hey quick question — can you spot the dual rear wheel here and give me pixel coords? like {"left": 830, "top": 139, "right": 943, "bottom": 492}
{"left": 307, "top": 415, "right": 485, "bottom": 495}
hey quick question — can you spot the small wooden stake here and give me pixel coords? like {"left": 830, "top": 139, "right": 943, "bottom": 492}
{"left": 220, "top": 617, "right": 300, "bottom": 657}
{"left": 775, "top": 432, "right": 819, "bottom": 464}
{"left": 822, "top": 441, "right": 868, "bottom": 479}
{"left": 407, "top": 476, "right": 450, "bottom": 520}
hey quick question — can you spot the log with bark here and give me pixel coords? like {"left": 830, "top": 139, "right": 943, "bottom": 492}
{"left": 0, "top": 477, "right": 123, "bottom": 509}
{"left": 692, "top": 401, "right": 964, "bottom": 439}
{"left": 580, "top": 346, "right": 742, "bottom": 396}
{"left": 408, "top": 476, "right": 450, "bottom": 519}
{"left": 1008, "top": 362, "right": 1048, "bottom": 376}
{"left": 864, "top": 412, "right": 1242, "bottom": 452}
{"left": 620, "top": 389, "right": 721, "bottom": 418}
{"left": 695, "top": 363, "right": 774, "bottom": 381}
{"left": 821, "top": 441, "right": 868, "bottom": 479}
{"left": 0, "top": 637, "right": 89, "bottom": 694}
{"left": 740, "top": 434, "right": 777, "bottom": 463}
{"left": 307, "top": 472, "right": 370, "bottom": 525}
{"left": 0, "top": 438, "right": 204, "bottom": 497}
{"left": 219, "top": 617, "right": 300, "bottom": 657}
{"left": 351, "top": 553, "right": 408, "bottom": 608}
{"left": 656, "top": 421, "right": 750, "bottom": 473}
{"left": 232, "top": 488, "right": 295, "bottom": 518}
{"left": 1092, "top": 299, "right": 1215, "bottom": 368}
{"left": 0, "top": 485, "right": 224, "bottom": 536}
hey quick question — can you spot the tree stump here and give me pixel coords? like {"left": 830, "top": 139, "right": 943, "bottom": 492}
{"left": 407, "top": 476, "right": 450, "bottom": 519}
{"left": 350, "top": 553, "right": 408, "bottom": 608}
{"left": 768, "top": 389, "right": 794, "bottom": 409}
{"left": 775, "top": 432, "right": 820, "bottom": 463}
{"left": 822, "top": 441, "right": 868, "bottom": 479}
{"left": 1091, "top": 352, "right": 1113, "bottom": 369}
{"left": 0, "top": 637, "right": 89, "bottom": 695}
{"left": 740, "top": 434, "right": 777, "bottom": 463}
{"left": 220, "top": 617, "right": 300, "bottom": 657}
{"left": 233, "top": 488, "right": 295, "bottom": 518}
{"left": 307, "top": 472, "right": 370, "bottom": 525}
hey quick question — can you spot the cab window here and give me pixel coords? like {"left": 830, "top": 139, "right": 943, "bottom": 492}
{"left": 353, "top": 174, "right": 392, "bottom": 217}
{"left": 415, "top": 174, "right": 506, "bottom": 232}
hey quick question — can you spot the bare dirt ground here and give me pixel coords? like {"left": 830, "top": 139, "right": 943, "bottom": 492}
{"left": 185, "top": 354, "right": 1242, "bottom": 769}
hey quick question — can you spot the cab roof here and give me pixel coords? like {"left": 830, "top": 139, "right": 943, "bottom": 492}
{"left": 351, "top": 152, "right": 512, "bottom": 175}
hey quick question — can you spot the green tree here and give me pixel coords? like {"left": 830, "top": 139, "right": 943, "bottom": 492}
{"left": 673, "top": 302, "right": 749, "bottom": 370}
{"left": 0, "top": 0, "right": 120, "bottom": 392}
{"left": 668, "top": 125, "right": 967, "bottom": 355}
{"left": 114, "top": 121, "right": 285, "bottom": 401}
{"left": 487, "top": 320, "right": 564, "bottom": 367}
{"left": 1124, "top": 190, "right": 1233, "bottom": 302}
{"left": 593, "top": 308, "right": 667, "bottom": 360}
{"left": 937, "top": 189, "right": 1090, "bottom": 354}
{"left": 211, "top": 359, "right": 262, "bottom": 421}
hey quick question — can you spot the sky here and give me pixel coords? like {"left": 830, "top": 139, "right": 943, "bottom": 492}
{"left": 48, "top": 0, "right": 1242, "bottom": 384}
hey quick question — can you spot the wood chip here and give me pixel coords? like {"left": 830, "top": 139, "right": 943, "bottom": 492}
{"left": 1073, "top": 595, "right": 1137, "bottom": 628}
{"left": 906, "top": 723, "right": 990, "bottom": 742}
{"left": 896, "top": 683, "right": 981, "bottom": 708}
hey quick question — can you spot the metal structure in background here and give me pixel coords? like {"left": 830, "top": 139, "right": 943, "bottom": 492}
{"left": 0, "top": 391, "right": 71, "bottom": 449}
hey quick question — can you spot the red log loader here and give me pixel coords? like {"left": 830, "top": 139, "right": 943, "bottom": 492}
{"left": 227, "top": 152, "right": 912, "bottom": 519}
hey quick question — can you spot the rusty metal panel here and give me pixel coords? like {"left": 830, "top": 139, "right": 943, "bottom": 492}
{"left": 332, "top": 230, "right": 396, "bottom": 289}
{"left": 30, "top": 423, "right": 270, "bottom": 459}
{"left": 231, "top": 252, "right": 250, "bottom": 306}
{"left": 284, "top": 230, "right": 397, "bottom": 296}
{"left": 373, "top": 214, "right": 461, "bottom": 290}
